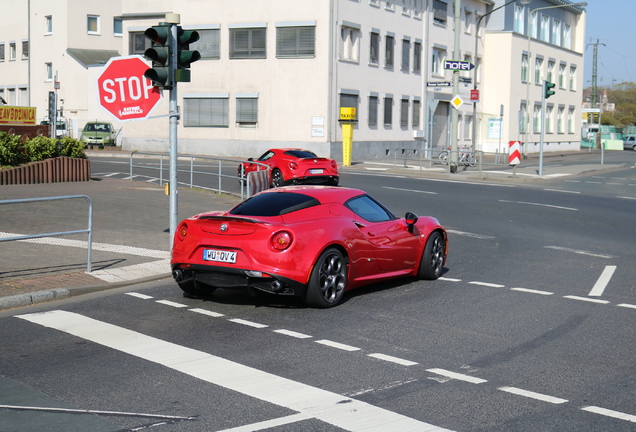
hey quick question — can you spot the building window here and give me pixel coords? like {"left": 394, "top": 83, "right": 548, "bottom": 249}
{"left": 432, "top": 48, "right": 445, "bottom": 75}
{"left": 130, "top": 32, "right": 152, "bottom": 55}
{"left": 9, "top": 42, "right": 16, "bottom": 61}
{"left": 433, "top": 0, "right": 448, "bottom": 25}
{"left": 236, "top": 95, "right": 258, "bottom": 126}
{"left": 401, "top": 0, "right": 409, "bottom": 15}
{"left": 519, "top": 103, "right": 527, "bottom": 134}
{"left": 369, "top": 95, "right": 378, "bottom": 127}
{"left": 547, "top": 61, "right": 555, "bottom": 83}
{"left": 340, "top": 92, "right": 358, "bottom": 112}
{"left": 546, "top": 105, "right": 553, "bottom": 133}
{"left": 184, "top": 96, "right": 229, "bottom": 127}
{"left": 463, "top": 114, "right": 472, "bottom": 140}
{"left": 462, "top": 54, "right": 472, "bottom": 79}
{"left": 557, "top": 106, "right": 565, "bottom": 133}
{"left": 401, "top": 39, "right": 410, "bottom": 71}
{"left": 530, "top": 11, "right": 538, "bottom": 39}
{"left": 413, "top": 41, "right": 422, "bottom": 73}
{"left": 385, "top": 35, "right": 394, "bottom": 68}
{"left": 114, "top": 18, "right": 123, "bottom": 36}
{"left": 568, "top": 107, "right": 575, "bottom": 133}
{"left": 552, "top": 20, "right": 561, "bottom": 46}
{"left": 87, "top": 15, "right": 100, "bottom": 35}
{"left": 21, "top": 40, "right": 28, "bottom": 59}
{"left": 540, "top": 15, "right": 549, "bottom": 42}
{"left": 464, "top": 9, "right": 473, "bottom": 34}
{"left": 45, "top": 63, "right": 53, "bottom": 81}
{"left": 340, "top": 25, "right": 360, "bottom": 62}
{"left": 413, "top": 99, "right": 421, "bottom": 128}
{"left": 413, "top": 0, "right": 422, "bottom": 19}
{"left": 276, "top": 25, "right": 315, "bottom": 58}
{"left": 0, "top": 43, "right": 4, "bottom": 61}
{"left": 563, "top": 25, "right": 571, "bottom": 49}
{"left": 521, "top": 54, "right": 529, "bottom": 82}
{"left": 192, "top": 28, "right": 221, "bottom": 59}
{"left": 45, "top": 16, "right": 52, "bottom": 34}
{"left": 384, "top": 96, "right": 393, "bottom": 126}
{"left": 534, "top": 57, "right": 543, "bottom": 84}
{"left": 558, "top": 63, "right": 566, "bottom": 88}
{"left": 533, "top": 105, "right": 541, "bottom": 133}
{"left": 370, "top": 31, "right": 380, "bottom": 65}
{"left": 514, "top": 4, "right": 525, "bottom": 34}
{"left": 569, "top": 66, "right": 577, "bottom": 91}
{"left": 230, "top": 26, "right": 266, "bottom": 59}
{"left": 400, "top": 98, "right": 409, "bottom": 127}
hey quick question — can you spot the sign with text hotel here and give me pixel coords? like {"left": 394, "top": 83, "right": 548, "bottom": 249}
{"left": 0, "top": 106, "right": 37, "bottom": 125}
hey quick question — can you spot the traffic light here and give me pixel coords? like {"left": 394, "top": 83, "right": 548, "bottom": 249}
{"left": 143, "top": 24, "right": 172, "bottom": 88}
{"left": 175, "top": 27, "right": 201, "bottom": 83}
{"left": 544, "top": 80, "right": 556, "bottom": 99}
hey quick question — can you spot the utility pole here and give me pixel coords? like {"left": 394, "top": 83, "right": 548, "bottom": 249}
{"left": 449, "top": 0, "right": 461, "bottom": 173}
{"left": 588, "top": 39, "right": 605, "bottom": 110}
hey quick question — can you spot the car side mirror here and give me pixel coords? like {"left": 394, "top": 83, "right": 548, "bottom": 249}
{"left": 405, "top": 212, "right": 418, "bottom": 225}
{"left": 247, "top": 157, "right": 254, "bottom": 161}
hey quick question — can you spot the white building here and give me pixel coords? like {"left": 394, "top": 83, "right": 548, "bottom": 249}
{"left": 0, "top": 0, "right": 587, "bottom": 160}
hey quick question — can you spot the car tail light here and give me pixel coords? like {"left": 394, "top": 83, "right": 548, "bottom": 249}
{"left": 177, "top": 223, "right": 188, "bottom": 241}
{"left": 331, "top": 160, "right": 337, "bottom": 169}
{"left": 289, "top": 162, "right": 298, "bottom": 170}
{"left": 271, "top": 231, "right": 292, "bottom": 251}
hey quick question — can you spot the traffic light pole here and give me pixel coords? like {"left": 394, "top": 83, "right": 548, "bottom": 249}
{"left": 168, "top": 19, "right": 179, "bottom": 244}
{"left": 539, "top": 81, "right": 547, "bottom": 177}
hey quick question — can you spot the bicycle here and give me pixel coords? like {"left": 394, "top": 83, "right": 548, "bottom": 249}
{"left": 438, "top": 147, "right": 476, "bottom": 167}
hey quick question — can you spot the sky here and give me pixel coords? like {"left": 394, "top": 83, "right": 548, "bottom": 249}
{"left": 582, "top": 1, "right": 636, "bottom": 88}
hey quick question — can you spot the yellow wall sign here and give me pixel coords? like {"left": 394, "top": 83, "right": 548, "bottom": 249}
{"left": 339, "top": 107, "right": 357, "bottom": 121}
{"left": 0, "top": 106, "right": 37, "bottom": 125}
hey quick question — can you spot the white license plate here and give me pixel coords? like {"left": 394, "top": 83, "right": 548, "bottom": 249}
{"left": 310, "top": 169, "right": 324, "bottom": 174}
{"left": 203, "top": 249, "right": 237, "bottom": 263}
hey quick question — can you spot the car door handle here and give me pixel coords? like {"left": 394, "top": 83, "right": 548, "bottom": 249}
{"left": 366, "top": 231, "right": 376, "bottom": 237}
{"left": 354, "top": 221, "right": 366, "bottom": 229}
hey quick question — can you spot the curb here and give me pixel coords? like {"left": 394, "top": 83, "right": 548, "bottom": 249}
{"left": 0, "top": 273, "right": 171, "bottom": 312}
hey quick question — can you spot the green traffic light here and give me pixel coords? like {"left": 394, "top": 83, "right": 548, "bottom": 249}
{"left": 544, "top": 81, "right": 556, "bottom": 99}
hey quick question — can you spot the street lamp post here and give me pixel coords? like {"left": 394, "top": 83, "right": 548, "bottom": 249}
{"left": 525, "top": 2, "right": 587, "bottom": 176}
{"left": 471, "top": 0, "right": 530, "bottom": 157}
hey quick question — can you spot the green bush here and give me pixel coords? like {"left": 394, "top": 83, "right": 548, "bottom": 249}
{"left": 0, "top": 133, "right": 86, "bottom": 168}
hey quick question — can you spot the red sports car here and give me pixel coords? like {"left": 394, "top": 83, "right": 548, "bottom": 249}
{"left": 171, "top": 186, "right": 447, "bottom": 308}
{"left": 238, "top": 148, "right": 339, "bottom": 187}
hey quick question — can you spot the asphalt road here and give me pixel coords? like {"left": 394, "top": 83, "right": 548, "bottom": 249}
{"left": 0, "top": 151, "right": 635, "bottom": 431}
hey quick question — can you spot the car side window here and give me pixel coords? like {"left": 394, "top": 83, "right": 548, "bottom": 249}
{"left": 345, "top": 195, "right": 396, "bottom": 222}
{"left": 258, "top": 151, "right": 275, "bottom": 162}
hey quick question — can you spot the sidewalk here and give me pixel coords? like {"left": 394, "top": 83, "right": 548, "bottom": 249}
{"left": 0, "top": 150, "right": 627, "bottom": 311}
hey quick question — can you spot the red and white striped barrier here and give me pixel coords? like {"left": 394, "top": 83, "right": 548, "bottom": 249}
{"left": 509, "top": 141, "right": 521, "bottom": 166}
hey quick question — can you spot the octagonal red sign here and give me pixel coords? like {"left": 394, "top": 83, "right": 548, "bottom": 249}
{"left": 97, "top": 56, "right": 163, "bottom": 122}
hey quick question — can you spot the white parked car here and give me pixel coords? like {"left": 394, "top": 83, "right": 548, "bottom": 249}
{"left": 624, "top": 136, "right": 636, "bottom": 151}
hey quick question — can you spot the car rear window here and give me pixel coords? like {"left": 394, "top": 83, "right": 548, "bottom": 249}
{"left": 230, "top": 192, "right": 320, "bottom": 216}
{"left": 284, "top": 150, "right": 318, "bottom": 158}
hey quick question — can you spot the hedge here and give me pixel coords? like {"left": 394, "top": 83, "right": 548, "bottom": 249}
{"left": 0, "top": 133, "right": 86, "bottom": 168}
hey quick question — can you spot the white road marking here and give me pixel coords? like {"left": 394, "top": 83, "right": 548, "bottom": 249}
{"left": 368, "top": 353, "right": 418, "bottom": 366}
{"left": 617, "top": 303, "right": 636, "bottom": 310}
{"left": 469, "top": 281, "right": 505, "bottom": 288}
{"left": 17, "top": 311, "right": 451, "bottom": 432}
{"left": 346, "top": 379, "right": 419, "bottom": 397}
{"left": 383, "top": 186, "right": 437, "bottom": 195}
{"left": 0, "top": 404, "right": 195, "bottom": 420}
{"left": 125, "top": 292, "right": 154, "bottom": 300}
{"left": 439, "top": 277, "right": 462, "bottom": 282}
{"left": 315, "top": 340, "right": 361, "bottom": 352}
{"left": 216, "top": 413, "right": 313, "bottom": 432}
{"left": 510, "top": 287, "right": 554, "bottom": 295}
{"left": 446, "top": 230, "right": 495, "bottom": 240}
{"left": 498, "top": 387, "right": 568, "bottom": 404}
{"left": 499, "top": 200, "right": 577, "bottom": 211}
{"left": 189, "top": 308, "right": 225, "bottom": 318}
{"left": 229, "top": 318, "right": 268, "bottom": 329}
{"left": 544, "top": 246, "right": 616, "bottom": 259}
{"left": 543, "top": 188, "right": 581, "bottom": 194}
{"left": 589, "top": 266, "right": 617, "bottom": 297}
{"left": 426, "top": 368, "right": 487, "bottom": 384}
{"left": 618, "top": 196, "right": 636, "bottom": 200}
{"left": 274, "top": 329, "right": 313, "bottom": 339}
{"left": 0, "top": 231, "right": 169, "bottom": 259}
{"left": 419, "top": 177, "right": 514, "bottom": 188}
{"left": 155, "top": 300, "right": 189, "bottom": 308}
{"left": 581, "top": 406, "right": 636, "bottom": 423}
{"left": 563, "top": 296, "right": 610, "bottom": 305}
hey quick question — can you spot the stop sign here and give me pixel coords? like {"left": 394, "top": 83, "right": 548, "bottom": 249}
{"left": 97, "top": 56, "right": 163, "bottom": 122}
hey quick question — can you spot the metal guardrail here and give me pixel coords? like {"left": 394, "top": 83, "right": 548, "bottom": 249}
{"left": 128, "top": 151, "right": 269, "bottom": 200}
{"left": 0, "top": 195, "right": 94, "bottom": 273}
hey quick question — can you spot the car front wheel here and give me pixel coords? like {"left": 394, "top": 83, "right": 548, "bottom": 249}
{"left": 419, "top": 231, "right": 445, "bottom": 280}
{"left": 306, "top": 248, "right": 348, "bottom": 308}
{"left": 272, "top": 168, "right": 285, "bottom": 187}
